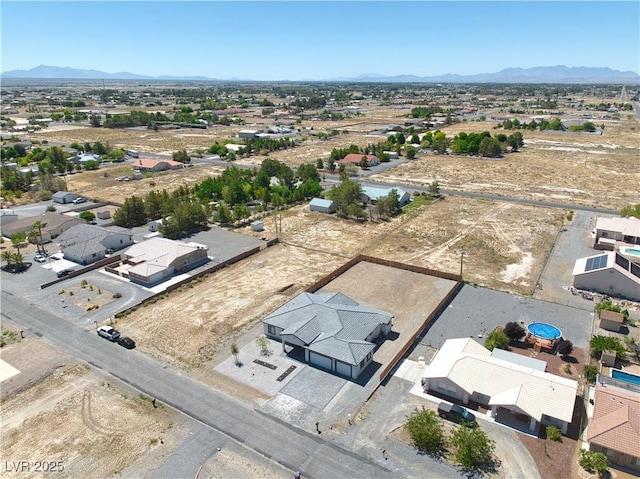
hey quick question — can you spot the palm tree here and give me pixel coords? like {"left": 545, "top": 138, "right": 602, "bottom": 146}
{"left": 1, "top": 250, "right": 13, "bottom": 270}
{"left": 10, "top": 232, "right": 27, "bottom": 255}
{"left": 10, "top": 252, "right": 23, "bottom": 271}
{"left": 32, "top": 220, "right": 45, "bottom": 254}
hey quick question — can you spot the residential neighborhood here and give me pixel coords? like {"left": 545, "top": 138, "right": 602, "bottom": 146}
{"left": 1, "top": 70, "right": 639, "bottom": 478}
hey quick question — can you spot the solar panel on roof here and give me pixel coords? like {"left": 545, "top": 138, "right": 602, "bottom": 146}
{"left": 585, "top": 255, "right": 608, "bottom": 272}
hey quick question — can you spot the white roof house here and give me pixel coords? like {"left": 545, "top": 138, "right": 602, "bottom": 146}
{"left": 572, "top": 251, "right": 640, "bottom": 301}
{"left": 122, "top": 237, "right": 209, "bottom": 287}
{"left": 594, "top": 216, "right": 640, "bottom": 249}
{"left": 422, "top": 338, "right": 578, "bottom": 433}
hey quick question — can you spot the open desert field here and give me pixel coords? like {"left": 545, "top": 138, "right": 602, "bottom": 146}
{"left": 0, "top": 363, "right": 176, "bottom": 478}
{"left": 375, "top": 120, "right": 640, "bottom": 211}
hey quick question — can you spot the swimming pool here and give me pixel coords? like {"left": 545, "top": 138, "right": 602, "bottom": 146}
{"left": 527, "top": 322, "right": 562, "bottom": 340}
{"left": 611, "top": 369, "right": 640, "bottom": 386}
{"left": 620, "top": 246, "right": 640, "bottom": 258}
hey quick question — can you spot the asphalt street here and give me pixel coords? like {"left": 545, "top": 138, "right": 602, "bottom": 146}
{"left": 1, "top": 291, "right": 395, "bottom": 479}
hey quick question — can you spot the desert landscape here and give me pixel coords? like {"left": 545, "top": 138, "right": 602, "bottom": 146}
{"left": 2, "top": 80, "right": 639, "bottom": 478}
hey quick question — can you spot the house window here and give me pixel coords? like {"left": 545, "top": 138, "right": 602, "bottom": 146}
{"left": 268, "top": 325, "right": 275, "bottom": 335}
{"left": 631, "top": 456, "right": 640, "bottom": 467}
{"left": 92, "top": 253, "right": 97, "bottom": 257}
{"left": 601, "top": 231, "right": 608, "bottom": 238}
{"left": 360, "top": 359, "right": 365, "bottom": 368}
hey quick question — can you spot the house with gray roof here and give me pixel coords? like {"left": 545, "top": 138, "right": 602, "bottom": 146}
{"left": 361, "top": 186, "right": 411, "bottom": 207}
{"left": 57, "top": 224, "right": 134, "bottom": 265}
{"left": 52, "top": 191, "right": 78, "bottom": 204}
{"left": 262, "top": 292, "right": 393, "bottom": 379}
{"left": 309, "top": 198, "right": 336, "bottom": 214}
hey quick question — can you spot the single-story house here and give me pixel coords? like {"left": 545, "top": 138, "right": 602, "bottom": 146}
{"left": 599, "top": 310, "right": 624, "bottom": 333}
{"left": 53, "top": 191, "right": 78, "bottom": 204}
{"left": 0, "top": 209, "right": 19, "bottom": 226}
{"left": 361, "top": 186, "right": 411, "bottom": 207}
{"left": 132, "top": 159, "right": 184, "bottom": 172}
{"left": 239, "top": 129, "right": 263, "bottom": 139}
{"left": 587, "top": 376, "right": 640, "bottom": 472}
{"left": 121, "top": 237, "right": 209, "bottom": 287}
{"left": 57, "top": 224, "right": 134, "bottom": 265}
{"left": 422, "top": 338, "right": 578, "bottom": 434}
{"left": 75, "top": 153, "right": 102, "bottom": 165}
{"left": 1, "top": 212, "right": 84, "bottom": 242}
{"left": 309, "top": 198, "right": 336, "bottom": 214}
{"left": 337, "top": 153, "right": 380, "bottom": 167}
{"left": 262, "top": 291, "right": 393, "bottom": 379}
{"left": 572, "top": 251, "right": 640, "bottom": 301}
{"left": 594, "top": 216, "right": 640, "bottom": 250}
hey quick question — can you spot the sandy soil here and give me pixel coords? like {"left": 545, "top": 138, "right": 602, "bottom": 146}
{"left": 0, "top": 365, "right": 175, "bottom": 478}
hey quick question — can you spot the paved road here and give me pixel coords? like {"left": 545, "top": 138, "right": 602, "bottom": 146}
{"left": 0, "top": 291, "right": 395, "bottom": 479}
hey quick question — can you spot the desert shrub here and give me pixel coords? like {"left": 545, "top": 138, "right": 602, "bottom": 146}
{"left": 563, "top": 364, "right": 572, "bottom": 374}
{"left": 503, "top": 321, "right": 526, "bottom": 341}
{"left": 406, "top": 407, "right": 447, "bottom": 457}
{"left": 46, "top": 205, "right": 57, "bottom": 212}
{"left": 546, "top": 425, "right": 562, "bottom": 442}
{"left": 484, "top": 329, "right": 510, "bottom": 351}
{"left": 579, "top": 449, "right": 608, "bottom": 478}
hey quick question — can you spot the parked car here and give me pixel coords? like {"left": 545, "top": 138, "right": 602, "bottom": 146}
{"left": 34, "top": 254, "right": 47, "bottom": 263}
{"left": 72, "top": 197, "right": 86, "bottom": 204}
{"left": 437, "top": 402, "right": 476, "bottom": 426}
{"left": 97, "top": 326, "right": 121, "bottom": 342}
{"left": 117, "top": 337, "right": 136, "bottom": 349}
{"left": 56, "top": 269, "right": 72, "bottom": 278}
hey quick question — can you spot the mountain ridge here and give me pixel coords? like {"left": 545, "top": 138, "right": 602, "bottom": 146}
{"left": 2, "top": 64, "right": 639, "bottom": 84}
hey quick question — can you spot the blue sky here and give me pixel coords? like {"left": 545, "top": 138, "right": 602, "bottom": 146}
{"left": 1, "top": 1, "right": 638, "bottom": 80}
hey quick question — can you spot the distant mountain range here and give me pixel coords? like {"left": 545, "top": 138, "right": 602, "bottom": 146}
{"left": 2, "top": 65, "right": 639, "bottom": 84}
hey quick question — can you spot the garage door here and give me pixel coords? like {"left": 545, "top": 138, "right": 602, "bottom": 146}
{"left": 309, "top": 352, "right": 332, "bottom": 371}
{"left": 335, "top": 360, "right": 351, "bottom": 377}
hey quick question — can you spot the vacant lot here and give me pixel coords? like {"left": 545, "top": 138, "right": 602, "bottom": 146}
{"left": 376, "top": 120, "right": 640, "bottom": 211}
{"left": 0, "top": 364, "right": 175, "bottom": 478}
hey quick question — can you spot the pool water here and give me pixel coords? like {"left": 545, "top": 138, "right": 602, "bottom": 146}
{"left": 611, "top": 369, "right": 640, "bottom": 386}
{"left": 624, "top": 248, "right": 640, "bottom": 256}
{"left": 527, "top": 322, "right": 562, "bottom": 340}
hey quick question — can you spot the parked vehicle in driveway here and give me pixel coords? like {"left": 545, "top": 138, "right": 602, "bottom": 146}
{"left": 56, "top": 269, "right": 72, "bottom": 278}
{"left": 438, "top": 402, "right": 476, "bottom": 426}
{"left": 97, "top": 326, "right": 121, "bottom": 341}
{"left": 34, "top": 254, "right": 47, "bottom": 263}
{"left": 117, "top": 337, "right": 136, "bottom": 349}
{"left": 72, "top": 197, "right": 86, "bottom": 204}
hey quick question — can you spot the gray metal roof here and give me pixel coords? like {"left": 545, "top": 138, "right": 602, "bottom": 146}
{"left": 264, "top": 292, "right": 393, "bottom": 365}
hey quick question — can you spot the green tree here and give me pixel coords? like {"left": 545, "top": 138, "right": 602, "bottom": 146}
{"left": 484, "top": 329, "right": 510, "bottom": 351}
{"left": 32, "top": 220, "right": 45, "bottom": 254}
{"left": 478, "top": 137, "right": 502, "bottom": 157}
{"left": 406, "top": 407, "right": 447, "bottom": 457}
{"left": 451, "top": 424, "right": 496, "bottom": 472}
{"left": 79, "top": 211, "right": 96, "bottom": 222}
{"left": 83, "top": 159, "right": 100, "bottom": 170}
{"left": 213, "top": 204, "right": 233, "bottom": 225}
{"left": 172, "top": 149, "right": 191, "bottom": 164}
{"left": 113, "top": 196, "right": 146, "bottom": 227}
{"left": 404, "top": 145, "right": 417, "bottom": 159}
{"left": 1, "top": 250, "right": 13, "bottom": 270}
{"left": 90, "top": 114, "right": 102, "bottom": 127}
{"left": 557, "top": 339, "right": 573, "bottom": 357}
{"left": 325, "top": 179, "right": 363, "bottom": 219}
{"left": 231, "top": 342, "right": 240, "bottom": 365}
{"left": 620, "top": 204, "right": 640, "bottom": 219}
{"left": 10, "top": 232, "right": 27, "bottom": 256}
{"left": 590, "top": 335, "right": 626, "bottom": 359}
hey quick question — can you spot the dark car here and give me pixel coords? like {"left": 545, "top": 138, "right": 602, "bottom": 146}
{"left": 56, "top": 269, "right": 72, "bottom": 278}
{"left": 117, "top": 337, "right": 136, "bottom": 349}
{"left": 437, "top": 402, "right": 476, "bottom": 426}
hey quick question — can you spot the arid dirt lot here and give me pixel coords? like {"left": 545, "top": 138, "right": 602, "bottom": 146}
{"left": 0, "top": 356, "right": 176, "bottom": 478}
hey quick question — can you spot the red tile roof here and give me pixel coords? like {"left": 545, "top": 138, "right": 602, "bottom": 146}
{"left": 587, "top": 384, "right": 640, "bottom": 458}
{"left": 337, "top": 153, "right": 378, "bottom": 165}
